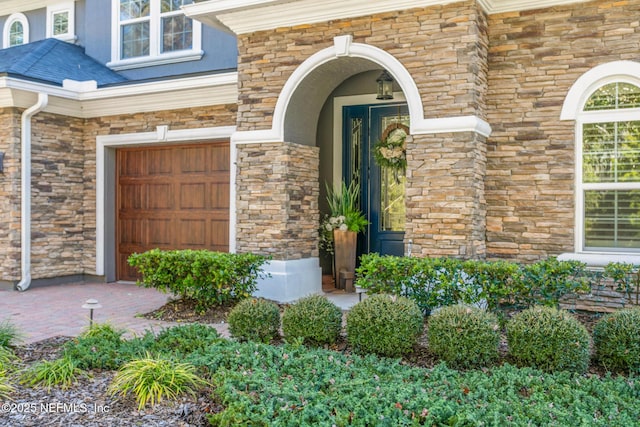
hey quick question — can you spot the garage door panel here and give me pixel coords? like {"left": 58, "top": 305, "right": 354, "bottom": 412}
{"left": 180, "top": 183, "right": 206, "bottom": 209}
{"left": 117, "top": 142, "right": 230, "bottom": 281}
{"left": 180, "top": 146, "right": 208, "bottom": 173}
{"left": 148, "top": 149, "right": 173, "bottom": 175}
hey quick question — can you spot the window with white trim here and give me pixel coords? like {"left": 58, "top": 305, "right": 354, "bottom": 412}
{"left": 46, "top": 2, "right": 76, "bottom": 41}
{"left": 109, "top": 0, "right": 202, "bottom": 70}
{"left": 3, "top": 13, "right": 29, "bottom": 48}
{"left": 578, "top": 82, "right": 640, "bottom": 252}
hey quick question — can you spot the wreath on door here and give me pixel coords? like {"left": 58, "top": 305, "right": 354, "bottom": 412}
{"left": 373, "top": 122, "right": 409, "bottom": 173}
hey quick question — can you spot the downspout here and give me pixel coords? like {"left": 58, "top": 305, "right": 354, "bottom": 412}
{"left": 16, "top": 93, "right": 48, "bottom": 291}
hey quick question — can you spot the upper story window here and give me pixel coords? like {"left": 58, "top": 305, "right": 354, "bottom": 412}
{"left": 579, "top": 82, "right": 640, "bottom": 252}
{"left": 46, "top": 2, "right": 76, "bottom": 41}
{"left": 108, "top": 0, "right": 202, "bottom": 71}
{"left": 3, "top": 13, "right": 29, "bottom": 48}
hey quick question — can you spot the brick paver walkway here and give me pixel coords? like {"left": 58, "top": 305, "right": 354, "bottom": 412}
{"left": 0, "top": 281, "right": 229, "bottom": 344}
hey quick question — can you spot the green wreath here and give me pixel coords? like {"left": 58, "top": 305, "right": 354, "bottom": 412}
{"left": 373, "top": 123, "right": 409, "bottom": 172}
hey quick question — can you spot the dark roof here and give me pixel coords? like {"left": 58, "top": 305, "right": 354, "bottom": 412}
{"left": 0, "top": 38, "right": 126, "bottom": 86}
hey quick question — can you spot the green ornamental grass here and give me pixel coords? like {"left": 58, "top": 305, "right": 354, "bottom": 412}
{"left": 20, "top": 357, "right": 85, "bottom": 390}
{"left": 0, "top": 320, "right": 22, "bottom": 348}
{"left": 108, "top": 354, "right": 207, "bottom": 410}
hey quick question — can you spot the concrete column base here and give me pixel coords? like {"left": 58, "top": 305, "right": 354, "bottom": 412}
{"left": 254, "top": 258, "right": 322, "bottom": 303}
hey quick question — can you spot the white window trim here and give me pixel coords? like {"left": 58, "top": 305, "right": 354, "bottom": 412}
{"left": 46, "top": 1, "right": 76, "bottom": 42}
{"left": 567, "top": 67, "right": 640, "bottom": 256}
{"left": 3, "top": 12, "right": 29, "bottom": 48}
{"left": 107, "top": 0, "right": 203, "bottom": 71}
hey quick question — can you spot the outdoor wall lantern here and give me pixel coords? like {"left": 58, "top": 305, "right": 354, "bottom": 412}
{"left": 0, "top": 152, "right": 4, "bottom": 173}
{"left": 376, "top": 70, "right": 394, "bottom": 100}
{"left": 82, "top": 298, "right": 102, "bottom": 328}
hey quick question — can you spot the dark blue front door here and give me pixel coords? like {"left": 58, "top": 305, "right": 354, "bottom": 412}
{"left": 343, "top": 103, "right": 409, "bottom": 256}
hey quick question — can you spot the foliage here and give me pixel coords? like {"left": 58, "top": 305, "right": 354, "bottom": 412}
{"left": 324, "top": 181, "right": 368, "bottom": 234}
{"left": 0, "top": 370, "right": 13, "bottom": 400}
{"left": 604, "top": 262, "right": 640, "bottom": 305}
{"left": 0, "top": 346, "right": 17, "bottom": 372}
{"left": 183, "top": 340, "right": 640, "bottom": 426}
{"left": 355, "top": 254, "right": 591, "bottom": 315}
{"left": 153, "top": 324, "right": 223, "bottom": 358}
{"left": 128, "top": 249, "right": 269, "bottom": 313}
{"left": 506, "top": 306, "right": 591, "bottom": 374}
{"left": 282, "top": 295, "right": 343, "bottom": 346}
{"left": 227, "top": 298, "right": 281, "bottom": 344}
{"left": 62, "top": 323, "right": 153, "bottom": 370}
{"left": 427, "top": 305, "right": 500, "bottom": 369}
{"left": 346, "top": 294, "right": 423, "bottom": 358}
{"left": 20, "top": 357, "right": 85, "bottom": 390}
{"left": 0, "top": 320, "right": 22, "bottom": 348}
{"left": 593, "top": 308, "right": 640, "bottom": 374}
{"left": 108, "top": 353, "right": 207, "bottom": 410}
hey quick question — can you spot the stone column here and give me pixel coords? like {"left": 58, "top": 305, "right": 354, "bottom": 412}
{"left": 235, "top": 140, "right": 322, "bottom": 301}
{"left": 405, "top": 131, "right": 487, "bottom": 259}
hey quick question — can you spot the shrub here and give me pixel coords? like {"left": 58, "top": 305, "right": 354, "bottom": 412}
{"left": 346, "top": 294, "right": 423, "bottom": 357}
{"left": 63, "top": 323, "right": 153, "bottom": 370}
{"left": 355, "top": 255, "right": 590, "bottom": 315}
{"left": 506, "top": 306, "right": 590, "bottom": 373}
{"left": 282, "top": 295, "right": 342, "bottom": 346}
{"left": 227, "top": 298, "right": 280, "bottom": 343}
{"left": 153, "top": 324, "right": 222, "bottom": 358}
{"left": 128, "top": 249, "right": 268, "bottom": 312}
{"left": 593, "top": 308, "right": 640, "bottom": 373}
{"left": 20, "top": 357, "right": 85, "bottom": 390}
{"left": 108, "top": 354, "right": 207, "bottom": 410}
{"left": 427, "top": 305, "right": 500, "bottom": 369}
{"left": 0, "top": 320, "right": 22, "bottom": 348}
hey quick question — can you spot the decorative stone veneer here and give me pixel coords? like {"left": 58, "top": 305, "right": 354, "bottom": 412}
{"left": 405, "top": 132, "right": 487, "bottom": 258}
{"left": 236, "top": 141, "right": 319, "bottom": 260}
{"left": 485, "top": 0, "right": 640, "bottom": 261}
{"left": 237, "top": 1, "right": 489, "bottom": 131}
{"left": 0, "top": 108, "right": 22, "bottom": 282}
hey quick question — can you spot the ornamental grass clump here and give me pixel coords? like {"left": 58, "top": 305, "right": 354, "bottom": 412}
{"left": 282, "top": 295, "right": 343, "bottom": 346}
{"left": 593, "top": 308, "right": 640, "bottom": 374}
{"left": 227, "top": 298, "right": 281, "bottom": 344}
{"left": 507, "top": 306, "right": 590, "bottom": 374}
{"left": 20, "top": 357, "right": 85, "bottom": 390}
{"left": 108, "top": 354, "right": 207, "bottom": 410}
{"left": 346, "top": 294, "right": 423, "bottom": 358}
{"left": 0, "top": 320, "right": 22, "bottom": 348}
{"left": 427, "top": 304, "right": 500, "bottom": 369}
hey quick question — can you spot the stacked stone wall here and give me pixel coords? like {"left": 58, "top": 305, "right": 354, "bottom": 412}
{"left": 485, "top": 0, "right": 640, "bottom": 261}
{"left": 236, "top": 141, "right": 319, "bottom": 260}
{"left": 0, "top": 109, "right": 22, "bottom": 282}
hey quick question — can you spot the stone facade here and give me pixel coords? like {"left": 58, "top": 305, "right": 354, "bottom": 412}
{"left": 485, "top": 0, "right": 640, "bottom": 260}
{"left": 236, "top": 141, "right": 319, "bottom": 260}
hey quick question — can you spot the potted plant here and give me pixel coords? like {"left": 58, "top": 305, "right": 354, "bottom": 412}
{"left": 321, "top": 181, "right": 368, "bottom": 291}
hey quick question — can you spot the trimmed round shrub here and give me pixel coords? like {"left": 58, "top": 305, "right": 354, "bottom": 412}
{"left": 346, "top": 294, "right": 423, "bottom": 358}
{"left": 506, "top": 306, "right": 590, "bottom": 373}
{"left": 227, "top": 298, "right": 280, "bottom": 343}
{"left": 593, "top": 308, "right": 640, "bottom": 374}
{"left": 282, "top": 295, "right": 342, "bottom": 346}
{"left": 427, "top": 305, "right": 500, "bottom": 369}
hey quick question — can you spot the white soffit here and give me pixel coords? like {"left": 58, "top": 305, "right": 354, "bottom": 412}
{"left": 184, "top": 0, "right": 590, "bottom": 35}
{"left": 0, "top": 72, "right": 238, "bottom": 118}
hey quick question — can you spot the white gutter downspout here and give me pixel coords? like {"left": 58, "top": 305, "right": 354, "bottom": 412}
{"left": 16, "top": 93, "right": 48, "bottom": 292}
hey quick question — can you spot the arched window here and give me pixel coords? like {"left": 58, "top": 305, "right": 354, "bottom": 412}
{"left": 578, "top": 81, "right": 640, "bottom": 252}
{"left": 3, "top": 13, "right": 29, "bottom": 48}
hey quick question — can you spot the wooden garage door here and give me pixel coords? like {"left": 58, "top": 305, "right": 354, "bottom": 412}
{"left": 116, "top": 142, "right": 230, "bottom": 281}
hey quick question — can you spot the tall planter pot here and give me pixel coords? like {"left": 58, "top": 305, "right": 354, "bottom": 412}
{"left": 333, "top": 229, "right": 357, "bottom": 292}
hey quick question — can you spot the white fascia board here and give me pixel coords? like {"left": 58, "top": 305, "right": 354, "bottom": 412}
{"left": 0, "top": 72, "right": 238, "bottom": 118}
{"left": 185, "top": 0, "right": 590, "bottom": 35}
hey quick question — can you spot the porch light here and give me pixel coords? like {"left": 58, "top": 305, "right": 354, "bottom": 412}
{"left": 376, "top": 70, "right": 394, "bottom": 100}
{"left": 82, "top": 298, "right": 102, "bottom": 328}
